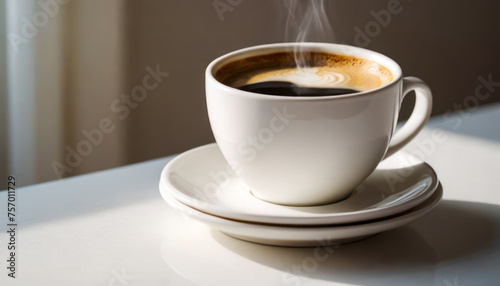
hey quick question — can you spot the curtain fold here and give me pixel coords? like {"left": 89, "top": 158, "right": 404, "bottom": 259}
{"left": 4, "top": 0, "right": 126, "bottom": 186}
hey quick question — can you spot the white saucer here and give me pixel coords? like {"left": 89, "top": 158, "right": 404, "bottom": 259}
{"left": 160, "top": 143, "right": 439, "bottom": 225}
{"left": 160, "top": 182, "right": 443, "bottom": 247}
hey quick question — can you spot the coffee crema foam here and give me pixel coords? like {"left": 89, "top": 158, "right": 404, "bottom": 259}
{"left": 247, "top": 67, "right": 351, "bottom": 89}
{"left": 215, "top": 52, "right": 394, "bottom": 92}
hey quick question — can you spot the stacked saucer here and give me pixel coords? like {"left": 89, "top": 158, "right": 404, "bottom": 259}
{"left": 159, "top": 143, "right": 442, "bottom": 247}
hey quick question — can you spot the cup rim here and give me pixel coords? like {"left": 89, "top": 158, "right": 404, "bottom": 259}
{"left": 206, "top": 42, "right": 403, "bottom": 100}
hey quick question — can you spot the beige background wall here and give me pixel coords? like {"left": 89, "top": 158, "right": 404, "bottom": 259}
{"left": 2, "top": 0, "right": 499, "bottom": 185}
{"left": 123, "top": 0, "right": 500, "bottom": 163}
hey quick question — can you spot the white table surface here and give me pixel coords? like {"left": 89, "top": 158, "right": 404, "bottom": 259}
{"left": 1, "top": 103, "right": 500, "bottom": 286}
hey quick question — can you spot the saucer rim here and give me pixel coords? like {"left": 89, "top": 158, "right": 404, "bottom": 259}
{"left": 161, "top": 143, "right": 439, "bottom": 226}
{"left": 160, "top": 183, "right": 443, "bottom": 247}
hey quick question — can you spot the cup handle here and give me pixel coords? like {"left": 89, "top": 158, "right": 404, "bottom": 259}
{"left": 383, "top": 76, "right": 433, "bottom": 159}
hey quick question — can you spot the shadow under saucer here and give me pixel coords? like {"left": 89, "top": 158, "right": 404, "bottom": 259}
{"left": 161, "top": 199, "right": 500, "bottom": 286}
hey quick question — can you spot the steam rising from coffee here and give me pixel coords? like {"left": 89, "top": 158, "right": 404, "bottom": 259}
{"left": 227, "top": 2, "right": 393, "bottom": 96}
{"left": 284, "top": 0, "right": 335, "bottom": 69}
{"left": 232, "top": 0, "right": 351, "bottom": 95}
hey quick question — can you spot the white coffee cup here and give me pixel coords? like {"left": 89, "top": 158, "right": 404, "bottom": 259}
{"left": 206, "top": 43, "right": 432, "bottom": 206}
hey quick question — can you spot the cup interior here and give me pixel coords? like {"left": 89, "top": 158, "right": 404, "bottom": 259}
{"left": 208, "top": 43, "right": 402, "bottom": 97}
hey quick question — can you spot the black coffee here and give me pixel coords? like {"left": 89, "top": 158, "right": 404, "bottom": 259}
{"left": 214, "top": 52, "right": 394, "bottom": 96}
{"left": 238, "top": 81, "right": 359, "bottom": 96}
